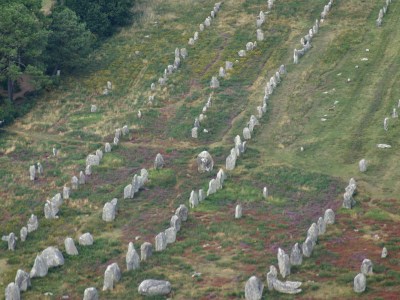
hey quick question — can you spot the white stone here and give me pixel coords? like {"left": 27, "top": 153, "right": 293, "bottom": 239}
{"left": 235, "top": 204, "right": 242, "bottom": 219}
{"left": 126, "top": 242, "right": 140, "bottom": 271}
{"left": 64, "top": 237, "right": 78, "bottom": 255}
{"left": 155, "top": 232, "right": 167, "bottom": 252}
{"left": 79, "top": 233, "right": 94, "bottom": 246}
{"left": 354, "top": 273, "right": 366, "bottom": 293}
{"left": 83, "top": 287, "right": 98, "bottom": 300}
{"left": 102, "top": 263, "right": 121, "bottom": 291}
{"left": 138, "top": 280, "right": 171, "bottom": 296}
{"left": 15, "top": 269, "right": 30, "bottom": 292}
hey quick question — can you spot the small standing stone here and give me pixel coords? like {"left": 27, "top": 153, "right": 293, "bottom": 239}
{"left": 155, "top": 232, "right": 167, "bottom": 252}
{"left": 198, "top": 189, "right": 206, "bottom": 202}
{"left": 170, "top": 215, "right": 181, "bottom": 232}
{"left": 361, "top": 259, "right": 373, "bottom": 275}
{"left": 71, "top": 176, "right": 79, "bottom": 189}
{"left": 354, "top": 273, "right": 366, "bottom": 293}
{"left": 317, "top": 217, "right": 326, "bottom": 235}
{"left": 15, "top": 269, "right": 31, "bottom": 292}
{"left": 263, "top": 187, "right": 268, "bottom": 199}
{"left": 126, "top": 242, "right": 140, "bottom": 271}
{"left": 359, "top": 159, "right": 367, "bottom": 172}
{"left": 27, "top": 214, "right": 38, "bottom": 232}
{"left": 302, "top": 237, "right": 314, "bottom": 258}
{"left": 64, "top": 237, "right": 78, "bottom": 255}
{"left": 102, "top": 263, "right": 121, "bottom": 291}
{"left": 324, "top": 209, "right": 335, "bottom": 224}
{"left": 79, "top": 171, "right": 86, "bottom": 184}
{"left": 384, "top": 117, "right": 389, "bottom": 131}
{"left": 90, "top": 105, "right": 97, "bottom": 113}
{"left": 141, "top": 242, "right": 153, "bottom": 261}
{"left": 381, "top": 247, "right": 388, "bottom": 258}
{"left": 154, "top": 153, "right": 164, "bottom": 169}
{"left": 63, "top": 186, "right": 70, "bottom": 200}
{"left": 102, "top": 201, "right": 117, "bottom": 222}
{"left": 191, "top": 127, "right": 198, "bottom": 138}
{"left": 189, "top": 190, "right": 199, "bottom": 208}
{"left": 83, "top": 287, "right": 98, "bottom": 300}
{"left": 235, "top": 204, "right": 242, "bottom": 219}
{"left": 29, "top": 165, "right": 36, "bottom": 181}
{"left": 175, "top": 204, "right": 188, "bottom": 222}
{"left": 79, "top": 233, "right": 94, "bottom": 246}
{"left": 105, "top": 143, "right": 111, "bottom": 153}
{"left": 243, "top": 127, "right": 251, "bottom": 140}
{"left": 85, "top": 165, "right": 92, "bottom": 176}
{"left": 20, "top": 227, "right": 27, "bottom": 242}
{"left": 210, "top": 76, "right": 219, "bottom": 88}
{"left": 245, "top": 276, "right": 263, "bottom": 300}
{"left": 8, "top": 233, "right": 16, "bottom": 251}
{"left": 165, "top": 227, "right": 176, "bottom": 244}
{"left": 290, "top": 243, "right": 303, "bottom": 266}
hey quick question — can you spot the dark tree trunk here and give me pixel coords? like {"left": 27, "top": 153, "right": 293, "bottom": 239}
{"left": 7, "top": 78, "right": 14, "bottom": 101}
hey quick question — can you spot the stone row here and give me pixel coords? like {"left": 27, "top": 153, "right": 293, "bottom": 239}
{"left": 376, "top": 0, "right": 392, "bottom": 27}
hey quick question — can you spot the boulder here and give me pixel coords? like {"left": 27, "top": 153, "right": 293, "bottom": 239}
{"left": 197, "top": 151, "right": 214, "bottom": 172}
{"left": 138, "top": 279, "right": 171, "bottom": 296}
{"left": 155, "top": 232, "right": 167, "bottom": 252}
{"left": 354, "top": 273, "right": 366, "bottom": 293}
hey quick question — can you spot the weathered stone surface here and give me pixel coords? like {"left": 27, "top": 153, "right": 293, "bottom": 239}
{"left": 263, "top": 187, "right": 268, "bottom": 199}
{"left": 302, "top": 237, "right": 314, "bottom": 258}
{"left": 154, "top": 153, "right": 164, "bottom": 169}
{"left": 140, "top": 242, "right": 153, "bottom": 261}
{"left": 210, "top": 76, "right": 219, "bottom": 88}
{"left": 124, "top": 184, "right": 134, "bottom": 199}
{"left": 256, "top": 29, "right": 264, "bottom": 41}
{"left": 343, "top": 191, "right": 356, "bottom": 209}
{"left": 307, "top": 223, "right": 319, "bottom": 243}
{"left": 138, "top": 279, "right": 171, "bottom": 296}
{"left": 245, "top": 276, "right": 263, "bottom": 300}
{"left": 86, "top": 154, "right": 100, "bottom": 166}
{"left": 122, "top": 125, "right": 129, "bottom": 136}
{"left": 272, "top": 279, "right": 302, "bottom": 294}
{"left": 191, "top": 127, "right": 198, "bottom": 138}
{"left": 226, "top": 61, "right": 233, "bottom": 70}
{"left": 29, "top": 165, "right": 36, "bottom": 181}
{"left": 277, "top": 248, "right": 291, "bottom": 278}
{"left": 63, "top": 186, "right": 70, "bottom": 199}
{"left": 219, "top": 67, "right": 225, "bottom": 77}
{"left": 20, "top": 227, "right": 27, "bottom": 242}
{"left": 113, "top": 137, "right": 119, "bottom": 145}
{"left": 105, "top": 142, "right": 111, "bottom": 153}
{"left": 83, "top": 287, "right": 98, "bottom": 300}
{"left": 170, "top": 215, "right": 181, "bottom": 232}
{"left": 290, "top": 243, "right": 302, "bottom": 266}
{"left": 79, "top": 171, "right": 86, "bottom": 184}
{"left": 381, "top": 247, "right": 388, "bottom": 258}
{"left": 248, "top": 115, "right": 259, "bottom": 132}
{"left": 155, "top": 232, "right": 167, "bottom": 252}
{"left": 198, "top": 189, "right": 205, "bottom": 202}
{"left": 189, "top": 190, "right": 199, "bottom": 208}
{"left": 103, "top": 263, "right": 121, "bottom": 291}
{"left": 324, "top": 209, "right": 335, "bottom": 224}
{"left": 279, "top": 64, "right": 286, "bottom": 75}
{"left": 30, "top": 255, "right": 48, "bottom": 278}
{"left": 317, "top": 217, "right": 326, "bottom": 235}
{"left": 44, "top": 201, "right": 58, "bottom": 219}
{"left": 102, "top": 201, "right": 116, "bottom": 222}
{"left": 266, "top": 265, "right": 277, "bottom": 291}
{"left": 7, "top": 233, "right": 16, "bottom": 251}
{"left": 197, "top": 151, "right": 214, "bottom": 172}
{"left": 226, "top": 153, "right": 236, "bottom": 171}
{"left": 15, "top": 269, "right": 30, "bottom": 292}
{"left": 96, "top": 149, "right": 103, "bottom": 161}
{"left": 359, "top": 159, "right": 367, "bottom": 172}
{"left": 85, "top": 165, "right": 92, "bottom": 176}
{"left": 41, "top": 247, "right": 64, "bottom": 268}
{"left": 207, "top": 179, "right": 218, "bottom": 196}
{"left": 126, "top": 242, "right": 140, "bottom": 271}
{"left": 165, "top": 227, "right": 176, "bottom": 244}
{"left": 180, "top": 48, "right": 188, "bottom": 59}
{"left": 354, "top": 273, "right": 366, "bottom": 293}
{"left": 79, "top": 233, "right": 94, "bottom": 246}
{"left": 64, "top": 237, "right": 78, "bottom": 256}
{"left": 71, "top": 176, "right": 79, "bottom": 189}
{"left": 27, "top": 214, "right": 38, "bottom": 233}
{"left": 175, "top": 204, "right": 188, "bottom": 222}
{"left": 5, "top": 282, "right": 20, "bottom": 300}
{"left": 361, "top": 259, "right": 373, "bottom": 275}
{"left": 235, "top": 204, "right": 242, "bottom": 219}
{"left": 199, "top": 23, "right": 205, "bottom": 31}
{"left": 243, "top": 127, "right": 251, "bottom": 140}
{"left": 36, "top": 162, "right": 43, "bottom": 176}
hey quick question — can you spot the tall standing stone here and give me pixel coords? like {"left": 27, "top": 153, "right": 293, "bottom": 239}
{"left": 359, "top": 159, "right": 367, "bottom": 172}
{"left": 27, "top": 214, "right": 38, "bottom": 232}
{"left": 155, "top": 232, "right": 167, "bottom": 252}
{"left": 102, "top": 263, "right": 121, "bottom": 291}
{"left": 235, "top": 204, "right": 242, "bottom": 219}
{"left": 263, "top": 187, "right": 268, "bottom": 199}
{"left": 126, "top": 242, "right": 140, "bottom": 271}
{"left": 8, "top": 233, "right": 16, "bottom": 251}
{"left": 5, "top": 282, "right": 20, "bottom": 300}
{"left": 354, "top": 273, "right": 366, "bottom": 293}
{"left": 140, "top": 242, "right": 153, "bottom": 261}
{"left": 307, "top": 223, "right": 319, "bottom": 243}
{"left": 189, "top": 190, "right": 199, "bottom": 208}
{"left": 361, "top": 259, "right": 373, "bottom": 275}
{"left": 290, "top": 243, "right": 303, "bottom": 266}
{"left": 277, "top": 248, "right": 291, "bottom": 278}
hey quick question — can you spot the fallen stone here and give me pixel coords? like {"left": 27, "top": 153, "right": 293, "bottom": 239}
{"left": 138, "top": 279, "right": 171, "bottom": 296}
{"left": 354, "top": 273, "right": 366, "bottom": 293}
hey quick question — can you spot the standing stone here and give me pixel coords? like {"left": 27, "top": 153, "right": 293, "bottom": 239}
{"left": 210, "top": 76, "right": 219, "bottom": 88}
{"left": 7, "top": 233, "right": 16, "bottom": 251}
{"left": 83, "top": 287, "right": 98, "bottom": 300}
{"left": 165, "top": 227, "right": 176, "bottom": 244}
{"left": 302, "top": 237, "right": 314, "bottom": 258}
{"left": 85, "top": 165, "right": 92, "bottom": 176}
{"left": 226, "top": 153, "right": 236, "bottom": 171}
{"left": 79, "top": 171, "right": 86, "bottom": 184}
{"left": 126, "top": 242, "right": 140, "bottom": 271}
{"left": 381, "top": 247, "right": 388, "bottom": 258}
{"left": 359, "top": 159, "right": 367, "bottom": 172}
{"left": 96, "top": 149, "right": 103, "bottom": 160}
{"left": 189, "top": 190, "right": 199, "bottom": 208}
{"left": 52, "top": 147, "right": 58, "bottom": 156}
{"left": 170, "top": 215, "right": 181, "bottom": 232}
{"left": 384, "top": 117, "right": 389, "bottom": 131}
{"left": 71, "top": 176, "right": 79, "bottom": 189}
{"left": 354, "top": 273, "right": 366, "bottom": 293}
{"left": 151, "top": 83, "right": 156, "bottom": 91}
{"left": 307, "top": 223, "right": 319, "bottom": 243}
{"left": 155, "top": 232, "right": 167, "bottom": 252}
{"left": 243, "top": 127, "right": 251, "bottom": 140}
{"left": 180, "top": 48, "right": 188, "bottom": 59}
{"left": 86, "top": 154, "right": 100, "bottom": 166}
{"left": 290, "top": 243, "right": 303, "bottom": 266}
{"left": 207, "top": 179, "right": 218, "bottom": 196}
{"left": 246, "top": 42, "right": 254, "bottom": 51}
{"left": 266, "top": 265, "right": 278, "bottom": 291}
{"left": 361, "top": 259, "right": 373, "bottom": 275}
{"left": 15, "top": 269, "right": 30, "bottom": 292}
{"left": 263, "top": 187, "right": 268, "bottom": 199}
{"left": 30, "top": 255, "right": 48, "bottom": 278}
{"left": 79, "top": 233, "right": 94, "bottom": 246}
{"left": 154, "top": 153, "right": 164, "bottom": 169}
{"left": 115, "top": 128, "right": 122, "bottom": 139}
{"left": 199, "top": 23, "right": 205, "bottom": 31}
{"left": 197, "top": 151, "right": 214, "bottom": 172}
{"left": 124, "top": 184, "right": 134, "bottom": 199}
{"left": 317, "top": 217, "right": 326, "bottom": 235}
{"left": 27, "top": 214, "right": 38, "bottom": 233}
{"left": 175, "top": 204, "right": 188, "bottom": 222}
{"left": 29, "top": 165, "right": 36, "bottom": 181}
{"left": 235, "top": 204, "right": 242, "bottom": 219}
{"left": 256, "top": 29, "right": 264, "bottom": 41}
{"left": 277, "top": 248, "right": 291, "bottom": 278}
{"left": 188, "top": 38, "right": 195, "bottom": 45}
{"left": 5, "top": 282, "right": 20, "bottom": 300}
{"left": 245, "top": 276, "right": 263, "bottom": 300}
{"left": 103, "top": 263, "right": 121, "bottom": 291}
{"left": 102, "top": 201, "right": 116, "bottom": 222}
{"left": 324, "top": 209, "right": 335, "bottom": 224}
{"left": 105, "top": 143, "right": 111, "bottom": 153}
{"left": 204, "top": 17, "right": 211, "bottom": 27}
{"left": 219, "top": 67, "right": 225, "bottom": 78}
{"left": 293, "top": 49, "right": 299, "bottom": 64}
{"left": 36, "top": 162, "right": 43, "bottom": 176}
{"left": 138, "top": 280, "right": 172, "bottom": 296}
{"left": 192, "top": 127, "right": 198, "bottom": 138}
{"left": 193, "top": 32, "right": 199, "bottom": 41}
{"left": 62, "top": 186, "right": 70, "bottom": 200}
{"left": 64, "top": 237, "right": 78, "bottom": 255}
{"left": 41, "top": 247, "right": 64, "bottom": 268}
{"left": 20, "top": 227, "right": 27, "bottom": 242}
{"left": 141, "top": 242, "right": 153, "bottom": 261}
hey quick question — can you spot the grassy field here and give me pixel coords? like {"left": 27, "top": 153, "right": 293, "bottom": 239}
{"left": 1, "top": 0, "right": 400, "bottom": 299}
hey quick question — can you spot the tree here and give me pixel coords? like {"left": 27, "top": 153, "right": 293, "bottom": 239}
{"left": 0, "top": 2, "right": 48, "bottom": 101}
{"left": 45, "top": 7, "right": 94, "bottom": 74}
